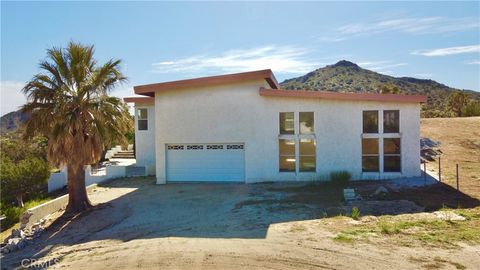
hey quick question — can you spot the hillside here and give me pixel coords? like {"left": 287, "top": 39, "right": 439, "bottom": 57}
{"left": 0, "top": 110, "right": 30, "bottom": 133}
{"left": 280, "top": 60, "right": 480, "bottom": 117}
{"left": 420, "top": 117, "right": 480, "bottom": 200}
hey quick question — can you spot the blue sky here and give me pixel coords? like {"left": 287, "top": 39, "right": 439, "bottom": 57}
{"left": 1, "top": 1, "right": 479, "bottom": 115}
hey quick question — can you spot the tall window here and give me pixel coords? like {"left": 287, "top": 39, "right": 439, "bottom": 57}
{"left": 299, "top": 112, "right": 314, "bottom": 134}
{"left": 279, "top": 112, "right": 294, "bottom": 134}
{"left": 279, "top": 139, "right": 296, "bottom": 172}
{"left": 137, "top": 108, "right": 148, "bottom": 131}
{"left": 384, "top": 138, "right": 401, "bottom": 172}
{"left": 363, "top": 111, "right": 378, "bottom": 133}
{"left": 362, "top": 138, "right": 379, "bottom": 172}
{"left": 384, "top": 110, "right": 399, "bottom": 133}
{"left": 278, "top": 112, "right": 316, "bottom": 173}
{"left": 299, "top": 138, "right": 316, "bottom": 171}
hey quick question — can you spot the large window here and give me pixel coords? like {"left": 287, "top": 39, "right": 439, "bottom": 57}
{"left": 279, "top": 112, "right": 294, "bottom": 134}
{"left": 137, "top": 108, "right": 148, "bottom": 131}
{"left": 384, "top": 138, "right": 401, "bottom": 172}
{"left": 299, "top": 138, "right": 316, "bottom": 172}
{"left": 384, "top": 110, "right": 399, "bottom": 133}
{"left": 279, "top": 139, "right": 296, "bottom": 172}
{"left": 299, "top": 112, "right": 314, "bottom": 134}
{"left": 363, "top": 111, "right": 378, "bottom": 133}
{"left": 362, "top": 138, "right": 379, "bottom": 172}
{"left": 278, "top": 112, "right": 316, "bottom": 173}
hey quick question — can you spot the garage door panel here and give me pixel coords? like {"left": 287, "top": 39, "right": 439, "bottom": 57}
{"left": 166, "top": 143, "right": 245, "bottom": 182}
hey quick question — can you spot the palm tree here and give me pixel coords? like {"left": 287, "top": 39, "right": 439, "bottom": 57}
{"left": 21, "top": 42, "right": 132, "bottom": 212}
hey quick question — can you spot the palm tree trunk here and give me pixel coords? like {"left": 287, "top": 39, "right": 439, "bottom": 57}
{"left": 66, "top": 164, "right": 92, "bottom": 213}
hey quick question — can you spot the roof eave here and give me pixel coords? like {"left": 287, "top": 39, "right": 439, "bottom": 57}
{"left": 134, "top": 69, "right": 278, "bottom": 96}
{"left": 259, "top": 87, "right": 428, "bottom": 103}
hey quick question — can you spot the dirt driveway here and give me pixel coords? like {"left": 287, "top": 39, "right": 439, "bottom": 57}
{"left": 2, "top": 177, "right": 479, "bottom": 269}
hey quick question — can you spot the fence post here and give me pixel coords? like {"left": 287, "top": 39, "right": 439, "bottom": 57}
{"left": 456, "top": 164, "right": 459, "bottom": 191}
{"left": 423, "top": 161, "right": 427, "bottom": 185}
{"left": 438, "top": 156, "right": 441, "bottom": 182}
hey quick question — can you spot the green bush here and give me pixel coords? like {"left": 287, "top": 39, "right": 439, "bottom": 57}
{"left": 330, "top": 171, "right": 352, "bottom": 187}
{"left": 0, "top": 206, "right": 23, "bottom": 229}
{"left": 1, "top": 198, "right": 51, "bottom": 231}
{"left": 351, "top": 206, "right": 361, "bottom": 220}
{"left": 1, "top": 156, "right": 50, "bottom": 208}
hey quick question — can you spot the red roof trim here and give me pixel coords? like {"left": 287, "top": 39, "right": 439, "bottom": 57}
{"left": 123, "top": 97, "right": 155, "bottom": 104}
{"left": 259, "top": 88, "right": 427, "bottom": 103}
{"left": 134, "top": 69, "right": 279, "bottom": 96}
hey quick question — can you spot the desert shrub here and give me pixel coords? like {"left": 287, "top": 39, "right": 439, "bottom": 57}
{"left": 351, "top": 206, "right": 361, "bottom": 220}
{"left": 330, "top": 171, "right": 352, "bottom": 187}
{"left": 0, "top": 198, "right": 51, "bottom": 231}
{"left": 0, "top": 156, "right": 50, "bottom": 208}
{"left": 0, "top": 205, "right": 23, "bottom": 229}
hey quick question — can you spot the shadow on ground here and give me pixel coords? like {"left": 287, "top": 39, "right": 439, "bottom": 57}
{"left": 2, "top": 176, "right": 479, "bottom": 269}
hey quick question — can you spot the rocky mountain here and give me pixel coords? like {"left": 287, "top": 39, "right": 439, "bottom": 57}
{"left": 280, "top": 60, "right": 480, "bottom": 117}
{"left": 0, "top": 110, "right": 30, "bottom": 133}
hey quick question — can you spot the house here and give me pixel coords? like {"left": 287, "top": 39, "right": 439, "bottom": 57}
{"left": 124, "top": 69, "right": 427, "bottom": 184}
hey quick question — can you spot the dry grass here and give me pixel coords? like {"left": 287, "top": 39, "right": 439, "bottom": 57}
{"left": 421, "top": 117, "right": 480, "bottom": 199}
{"left": 332, "top": 207, "right": 480, "bottom": 249}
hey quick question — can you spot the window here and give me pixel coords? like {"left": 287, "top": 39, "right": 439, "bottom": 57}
{"left": 362, "top": 138, "right": 379, "bottom": 172}
{"left": 384, "top": 110, "right": 399, "bottom": 133}
{"left": 384, "top": 138, "right": 401, "bottom": 172}
{"left": 279, "top": 139, "right": 296, "bottom": 172}
{"left": 279, "top": 112, "right": 294, "bottom": 134}
{"left": 137, "top": 108, "right": 148, "bottom": 130}
{"left": 299, "top": 112, "right": 314, "bottom": 134}
{"left": 363, "top": 111, "right": 378, "bottom": 133}
{"left": 299, "top": 138, "right": 316, "bottom": 172}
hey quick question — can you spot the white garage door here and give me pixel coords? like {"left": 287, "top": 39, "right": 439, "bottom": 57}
{"left": 166, "top": 143, "right": 245, "bottom": 182}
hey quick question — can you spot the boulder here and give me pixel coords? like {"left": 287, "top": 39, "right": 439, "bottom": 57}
{"left": 434, "top": 211, "right": 466, "bottom": 221}
{"left": 373, "top": 186, "right": 389, "bottom": 196}
{"left": 13, "top": 228, "right": 26, "bottom": 238}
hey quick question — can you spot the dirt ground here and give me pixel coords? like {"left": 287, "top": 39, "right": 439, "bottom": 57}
{"left": 420, "top": 117, "right": 480, "bottom": 200}
{"left": 2, "top": 177, "right": 479, "bottom": 270}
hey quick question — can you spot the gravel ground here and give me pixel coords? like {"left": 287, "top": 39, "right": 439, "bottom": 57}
{"left": 2, "top": 177, "right": 479, "bottom": 270}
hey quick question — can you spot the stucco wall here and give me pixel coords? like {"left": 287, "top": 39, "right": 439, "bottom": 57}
{"left": 134, "top": 104, "right": 156, "bottom": 175}
{"left": 153, "top": 80, "right": 421, "bottom": 183}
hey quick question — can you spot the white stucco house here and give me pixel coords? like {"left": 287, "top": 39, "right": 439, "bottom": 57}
{"left": 124, "top": 69, "right": 427, "bottom": 184}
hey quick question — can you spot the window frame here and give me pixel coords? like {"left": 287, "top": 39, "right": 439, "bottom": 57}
{"left": 361, "top": 138, "right": 380, "bottom": 172}
{"left": 279, "top": 138, "right": 296, "bottom": 172}
{"left": 279, "top": 112, "right": 295, "bottom": 135}
{"left": 278, "top": 112, "right": 316, "bottom": 174}
{"left": 137, "top": 108, "right": 148, "bottom": 131}
{"left": 383, "top": 137, "right": 401, "bottom": 172}
{"left": 363, "top": 110, "right": 379, "bottom": 134}
{"left": 299, "top": 138, "right": 316, "bottom": 172}
{"left": 383, "top": 110, "right": 400, "bottom": 133}
{"left": 299, "top": 112, "right": 315, "bottom": 135}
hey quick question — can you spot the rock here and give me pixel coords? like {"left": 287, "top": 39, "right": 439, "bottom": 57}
{"left": 20, "top": 211, "right": 33, "bottom": 225}
{"left": 434, "top": 211, "right": 466, "bottom": 221}
{"left": 4, "top": 238, "right": 21, "bottom": 252}
{"left": 360, "top": 216, "right": 378, "bottom": 223}
{"left": 373, "top": 186, "right": 389, "bottom": 196}
{"left": 17, "top": 239, "right": 27, "bottom": 249}
{"left": 11, "top": 228, "right": 25, "bottom": 239}
{"left": 343, "top": 189, "right": 357, "bottom": 202}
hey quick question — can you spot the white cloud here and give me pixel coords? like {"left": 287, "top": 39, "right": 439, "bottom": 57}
{"left": 356, "top": 61, "right": 407, "bottom": 74}
{"left": 0, "top": 81, "right": 27, "bottom": 116}
{"left": 414, "top": 73, "right": 433, "bottom": 78}
{"left": 411, "top": 45, "right": 480, "bottom": 56}
{"left": 466, "top": 60, "right": 480, "bottom": 65}
{"left": 324, "top": 17, "right": 479, "bottom": 41}
{"left": 151, "top": 45, "right": 324, "bottom": 75}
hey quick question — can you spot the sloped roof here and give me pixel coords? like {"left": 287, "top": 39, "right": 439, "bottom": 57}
{"left": 134, "top": 69, "right": 279, "bottom": 97}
